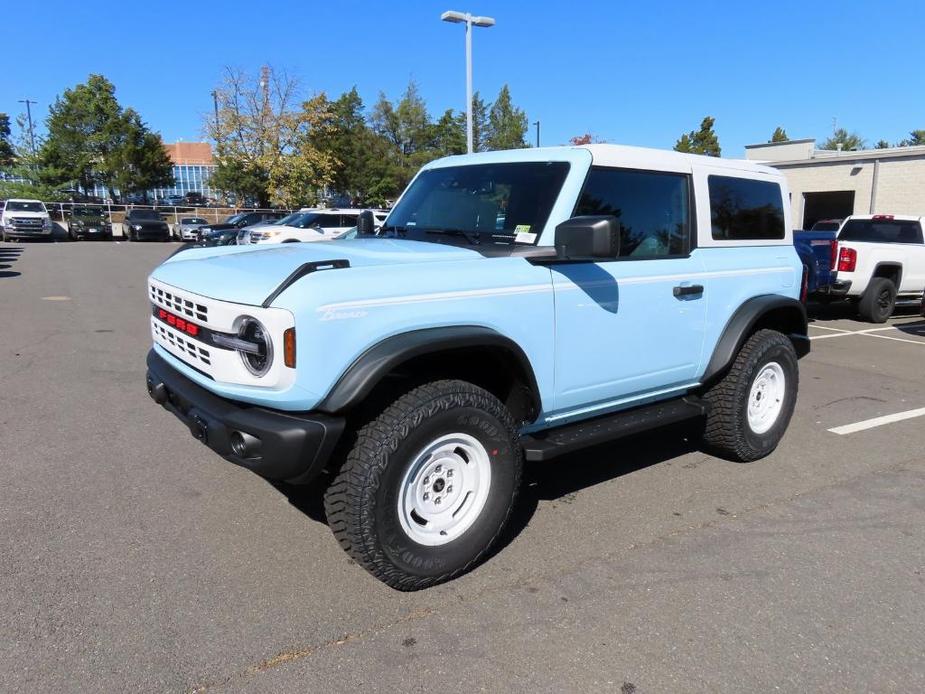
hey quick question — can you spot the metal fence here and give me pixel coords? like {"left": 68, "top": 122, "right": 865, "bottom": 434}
{"left": 44, "top": 202, "right": 293, "bottom": 229}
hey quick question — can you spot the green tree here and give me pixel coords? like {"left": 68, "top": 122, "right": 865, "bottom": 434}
{"left": 770, "top": 127, "right": 789, "bottom": 143}
{"left": 897, "top": 129, "right": 925, "bottom": 147}
{"left": 485, "top": 84, "right": 528, "bottom": 151}
{"left": 820, "top": 128, "right": 865, "bottom": 151}
{"left": 674, "top": 116, "right": 721, "bottom": 156}
{"left": 39, "top": 74, "right": 126, "bottom": 194}
{"left": 875, "top": 139, "right": 891, "bottom": 149}
{"left": 471, "top": 91, "right": 489, "bottom": 152}
{"left": 110, "top": 111, "right": 174, "bottom": 202}
{"left": 0, "top": 114, "right": 14, "bottom": 168}
{"left": 433, "top": 108, "right": 467, "bottom": 157}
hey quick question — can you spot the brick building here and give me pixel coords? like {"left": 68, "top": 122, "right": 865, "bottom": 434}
{"left": 744, "top": 139, "right": 925, "bottom": 229}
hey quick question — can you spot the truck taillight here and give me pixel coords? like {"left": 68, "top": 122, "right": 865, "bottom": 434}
{"left": 837, "top": 246, "right": 857, "bottom": 272}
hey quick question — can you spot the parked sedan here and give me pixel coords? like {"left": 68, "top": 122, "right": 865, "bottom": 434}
{"left": 197, "top": 211, "right": 286, "bottom": 237}
{"left": 173, "top": 216, "right": 209, "bottom": 241}
{"left": 122, "top": 209, "right": 170, "bottom": 241}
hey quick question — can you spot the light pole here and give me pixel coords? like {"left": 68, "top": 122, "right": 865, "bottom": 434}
{"left": 533, "top": 120, "right": 540, "bottom": 148}
{"left": 18, "top": 99, "right": 37, "bottom": 156}
{"left": 441, "top": 10, "right": 495, "bottom": 154}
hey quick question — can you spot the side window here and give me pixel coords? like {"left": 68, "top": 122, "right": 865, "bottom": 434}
{"left": 574, "top": 167, "right": 691, "bottom": 258}
{"left": 315, "top": 214, "right": 342, "bottom": 228}
{"left": 709, "top": 175, "right": 785, "bottom": 241}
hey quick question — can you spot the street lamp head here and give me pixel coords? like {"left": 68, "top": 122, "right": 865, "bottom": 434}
{"left": 441, "top": 10, "right": 495, "bottom": 27}
{"left": 441, "top": 10, "right": 467, "bottom": 23}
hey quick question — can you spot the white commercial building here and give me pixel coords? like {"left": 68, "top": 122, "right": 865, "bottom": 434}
{"left": 744, "top": 139, "right": 925, "bottom": 230}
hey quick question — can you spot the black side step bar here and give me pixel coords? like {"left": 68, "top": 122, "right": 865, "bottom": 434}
{"left": 262, "top": 259, "right": 350, "bottom": 308}
{"left": 520, "top": 396, "right": 706, "bottom": 462}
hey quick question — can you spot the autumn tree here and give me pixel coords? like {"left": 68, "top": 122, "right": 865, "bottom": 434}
{"left": 674, "top": 116, "right": 721, "bottom": 156}
{"left": 207, "top": 66, "right": 334, "bottom": 207}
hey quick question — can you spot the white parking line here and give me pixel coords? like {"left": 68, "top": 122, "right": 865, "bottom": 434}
{"left": 829, "top": 407, "right": 925, "bottom": 435}
{"left": 809, "top": 325, "right": 923, "bottom": 342}
{"left": 861, "top": 332, "right": 925, "bottom": 347}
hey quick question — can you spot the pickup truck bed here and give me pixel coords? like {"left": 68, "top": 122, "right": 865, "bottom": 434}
{"left": 794, "top": 230, "right": 837, "bottom": 298}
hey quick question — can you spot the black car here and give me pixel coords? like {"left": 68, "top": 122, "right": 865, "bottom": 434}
{"left": 67, "top": 205, "right": 112, "bottom": 240}
{"left": 197, "top": 211, "right": 286, "bottom": 236}
{"left": 123, "top": 209, "right": 170, "bottom": 241}
{"left": 198, "top": 227, "right": 239, "bottom": 247}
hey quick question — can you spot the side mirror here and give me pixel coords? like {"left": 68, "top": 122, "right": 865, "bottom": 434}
{"left": 554, "top": 216, "right": 621, "bottom": 259}
{"left": 356, "top": 210, "right": 375, "bottom": 235}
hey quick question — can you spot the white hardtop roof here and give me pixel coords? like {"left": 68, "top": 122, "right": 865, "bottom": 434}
{"left": 427, "top": 144, "right": 780, "bottom": 177}
{"left": 5, "top": 198, "right": 44, "bottom": 203}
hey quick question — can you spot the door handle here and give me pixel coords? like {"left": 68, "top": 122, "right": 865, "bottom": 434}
{"left": 673, "top": 284, "right": 704, "bottom": 297}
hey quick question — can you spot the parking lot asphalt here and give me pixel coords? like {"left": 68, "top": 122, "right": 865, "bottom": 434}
{"left": 1, "top": 241, "right": 923, "bottom": 693}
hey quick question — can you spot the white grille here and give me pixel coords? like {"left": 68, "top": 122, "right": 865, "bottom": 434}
{"left": 152, "top": 322, "right": 212, "bottom": 367}
{"left": 149, "top": 284, "right": 208, "bottom": 322}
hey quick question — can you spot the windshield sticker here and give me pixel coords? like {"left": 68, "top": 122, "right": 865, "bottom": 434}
{"left": 515, "top": 224, "right": 531, "bottom": 233}
{"left": 515, "top": 231, "right": 537, "bottom": 244}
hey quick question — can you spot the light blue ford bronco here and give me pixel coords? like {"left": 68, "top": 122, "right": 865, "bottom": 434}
{"left": 146, "top": 145, "right": 809, "bottom": 590}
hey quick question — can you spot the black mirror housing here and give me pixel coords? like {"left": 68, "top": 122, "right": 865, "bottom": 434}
{"left": 357, "top": 210, "right": 376, "bottom": 235}
{"left": 554, "top": 216, "right": 621, "bottom": 259}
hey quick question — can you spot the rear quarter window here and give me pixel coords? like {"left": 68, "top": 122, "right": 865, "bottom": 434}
{"left": 709, "top": 175, "right": 785, "bottom": 241}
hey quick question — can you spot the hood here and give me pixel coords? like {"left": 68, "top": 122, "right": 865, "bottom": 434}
{"left": 129, "top": 218, "right": 167, "bottom": 227}
{"left": 151, "top": 238, "right": 482, "bottom": 305}
{"left": 3, "top": 210, "right": 48, "bottom": 218}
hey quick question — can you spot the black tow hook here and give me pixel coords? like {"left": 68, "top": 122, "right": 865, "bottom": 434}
{"left": 147, "top": 379, "right": 168, "bottom": 405}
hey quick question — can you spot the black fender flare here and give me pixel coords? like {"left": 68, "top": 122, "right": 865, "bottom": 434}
{"left": 702, "top": 295, "right": 809, "bottom": 384}
{"left": 317, "top": 326, "right": 542, "bottom": 415}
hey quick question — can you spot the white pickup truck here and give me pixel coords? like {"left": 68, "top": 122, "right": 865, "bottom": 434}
{"left": 1, "top": 199, "right": 53, "bottom": 241}
{"left": 833, "top": 214, "right": 925, "bottom": 322}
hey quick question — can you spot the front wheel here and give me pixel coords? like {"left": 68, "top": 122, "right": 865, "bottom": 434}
{"left": 858, "top": 277, "right": 896, "bottom": 323}
{"left": 702, "top": 329, "right": 799, "bottom": 462}
{"left": 324, "top": 380, "right": 522, "bottom": 590}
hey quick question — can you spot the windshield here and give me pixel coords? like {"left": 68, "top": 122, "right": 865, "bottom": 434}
{"left": 273, "top": 212, "right": 304, "bottom": 226}
{"left": 131, "top": 209, "right": 162, "bottom": 220}
{"left": 224, "top": 213, "right": 245, "bottom": 224}
{"left": 181, "top": 217, "right": 206, "bottom": 224}
{"left": 384, "top": 162, "right": 570, "bottom": 244}
{"left": 811, "top": 220, "right": 841, "bottom": 231}
{"left": 839, "top": 218, "right": 924, "bottom": 244}
{"left": 7, "top": 201, "right": 46, "bottom": 213}
{"left": 76, "top": 207, "right": 104, "bottom": 216}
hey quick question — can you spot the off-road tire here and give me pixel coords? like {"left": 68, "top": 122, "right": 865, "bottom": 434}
{"left": 702, "top": 329, "right": 798, "bottom": 462}
{"left": 324, "top": 380, "right": 522, "bottom": 591}
{"left": 858, "top": 277, "right": 896, "bottom": 323}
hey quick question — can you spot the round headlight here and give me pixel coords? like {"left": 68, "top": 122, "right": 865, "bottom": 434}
{"left": 237, "top": 317, "right": 273, "bottom": 377}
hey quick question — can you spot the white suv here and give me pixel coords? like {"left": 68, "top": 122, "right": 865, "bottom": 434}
{"left": 2, "top": 199, "right": 53, "bottom": 241}
{"left": 834, "top": 214, "right": 925, "bottom": 321}
{"left": 254, "top": 208, "right": 387, "bottom": 244}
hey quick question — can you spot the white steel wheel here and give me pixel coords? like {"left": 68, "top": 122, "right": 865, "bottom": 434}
{"left": 747, "top": 361, "right": 786, "bottom": 435}
{"left": 397, "top": 432, "right": 492, "bottom": 547}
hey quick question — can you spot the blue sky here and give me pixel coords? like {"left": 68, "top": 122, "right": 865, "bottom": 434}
{"left": 4, "top": 0, "right": 924, "bottom": 155}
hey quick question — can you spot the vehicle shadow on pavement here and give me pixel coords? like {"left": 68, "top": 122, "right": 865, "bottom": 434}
{"left": 896, "top": 319, "right": 925, "bottom": 338}
{"left": 807, "top": 301, "right": 920, "bottom": 323}
{"left": 272, "top": 421, "right": 703, "bottom": 555}
{"left": 0, "top": 246, "right": 24, "bottom": 278}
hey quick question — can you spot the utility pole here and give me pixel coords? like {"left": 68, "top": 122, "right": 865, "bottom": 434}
{"left": 18, "top": 99, "right": 37, "bottom": 156}
{"left": 211, "top": 90, "right": 220, "bottom": 146}
{"left": 533, "top": 120, "right": 540, "bottom": 148}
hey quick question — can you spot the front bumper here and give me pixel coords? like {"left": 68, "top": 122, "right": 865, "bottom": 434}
{"left": 145, "top": 349, "right": 344, "bottom": 484}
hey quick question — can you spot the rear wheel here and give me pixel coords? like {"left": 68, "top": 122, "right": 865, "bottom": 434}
{"left": 324, "top": 380, "right": 522, "bottom": 590}
{"left": 702, "top": 329, "right": 799, "bottom": 462}
{"left": 858, "top": 277, "right": 896, "bottom": 323}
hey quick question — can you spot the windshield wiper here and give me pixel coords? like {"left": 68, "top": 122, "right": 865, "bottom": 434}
{"left": 421, "top": 227, "right": 481, "bottom": 245}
